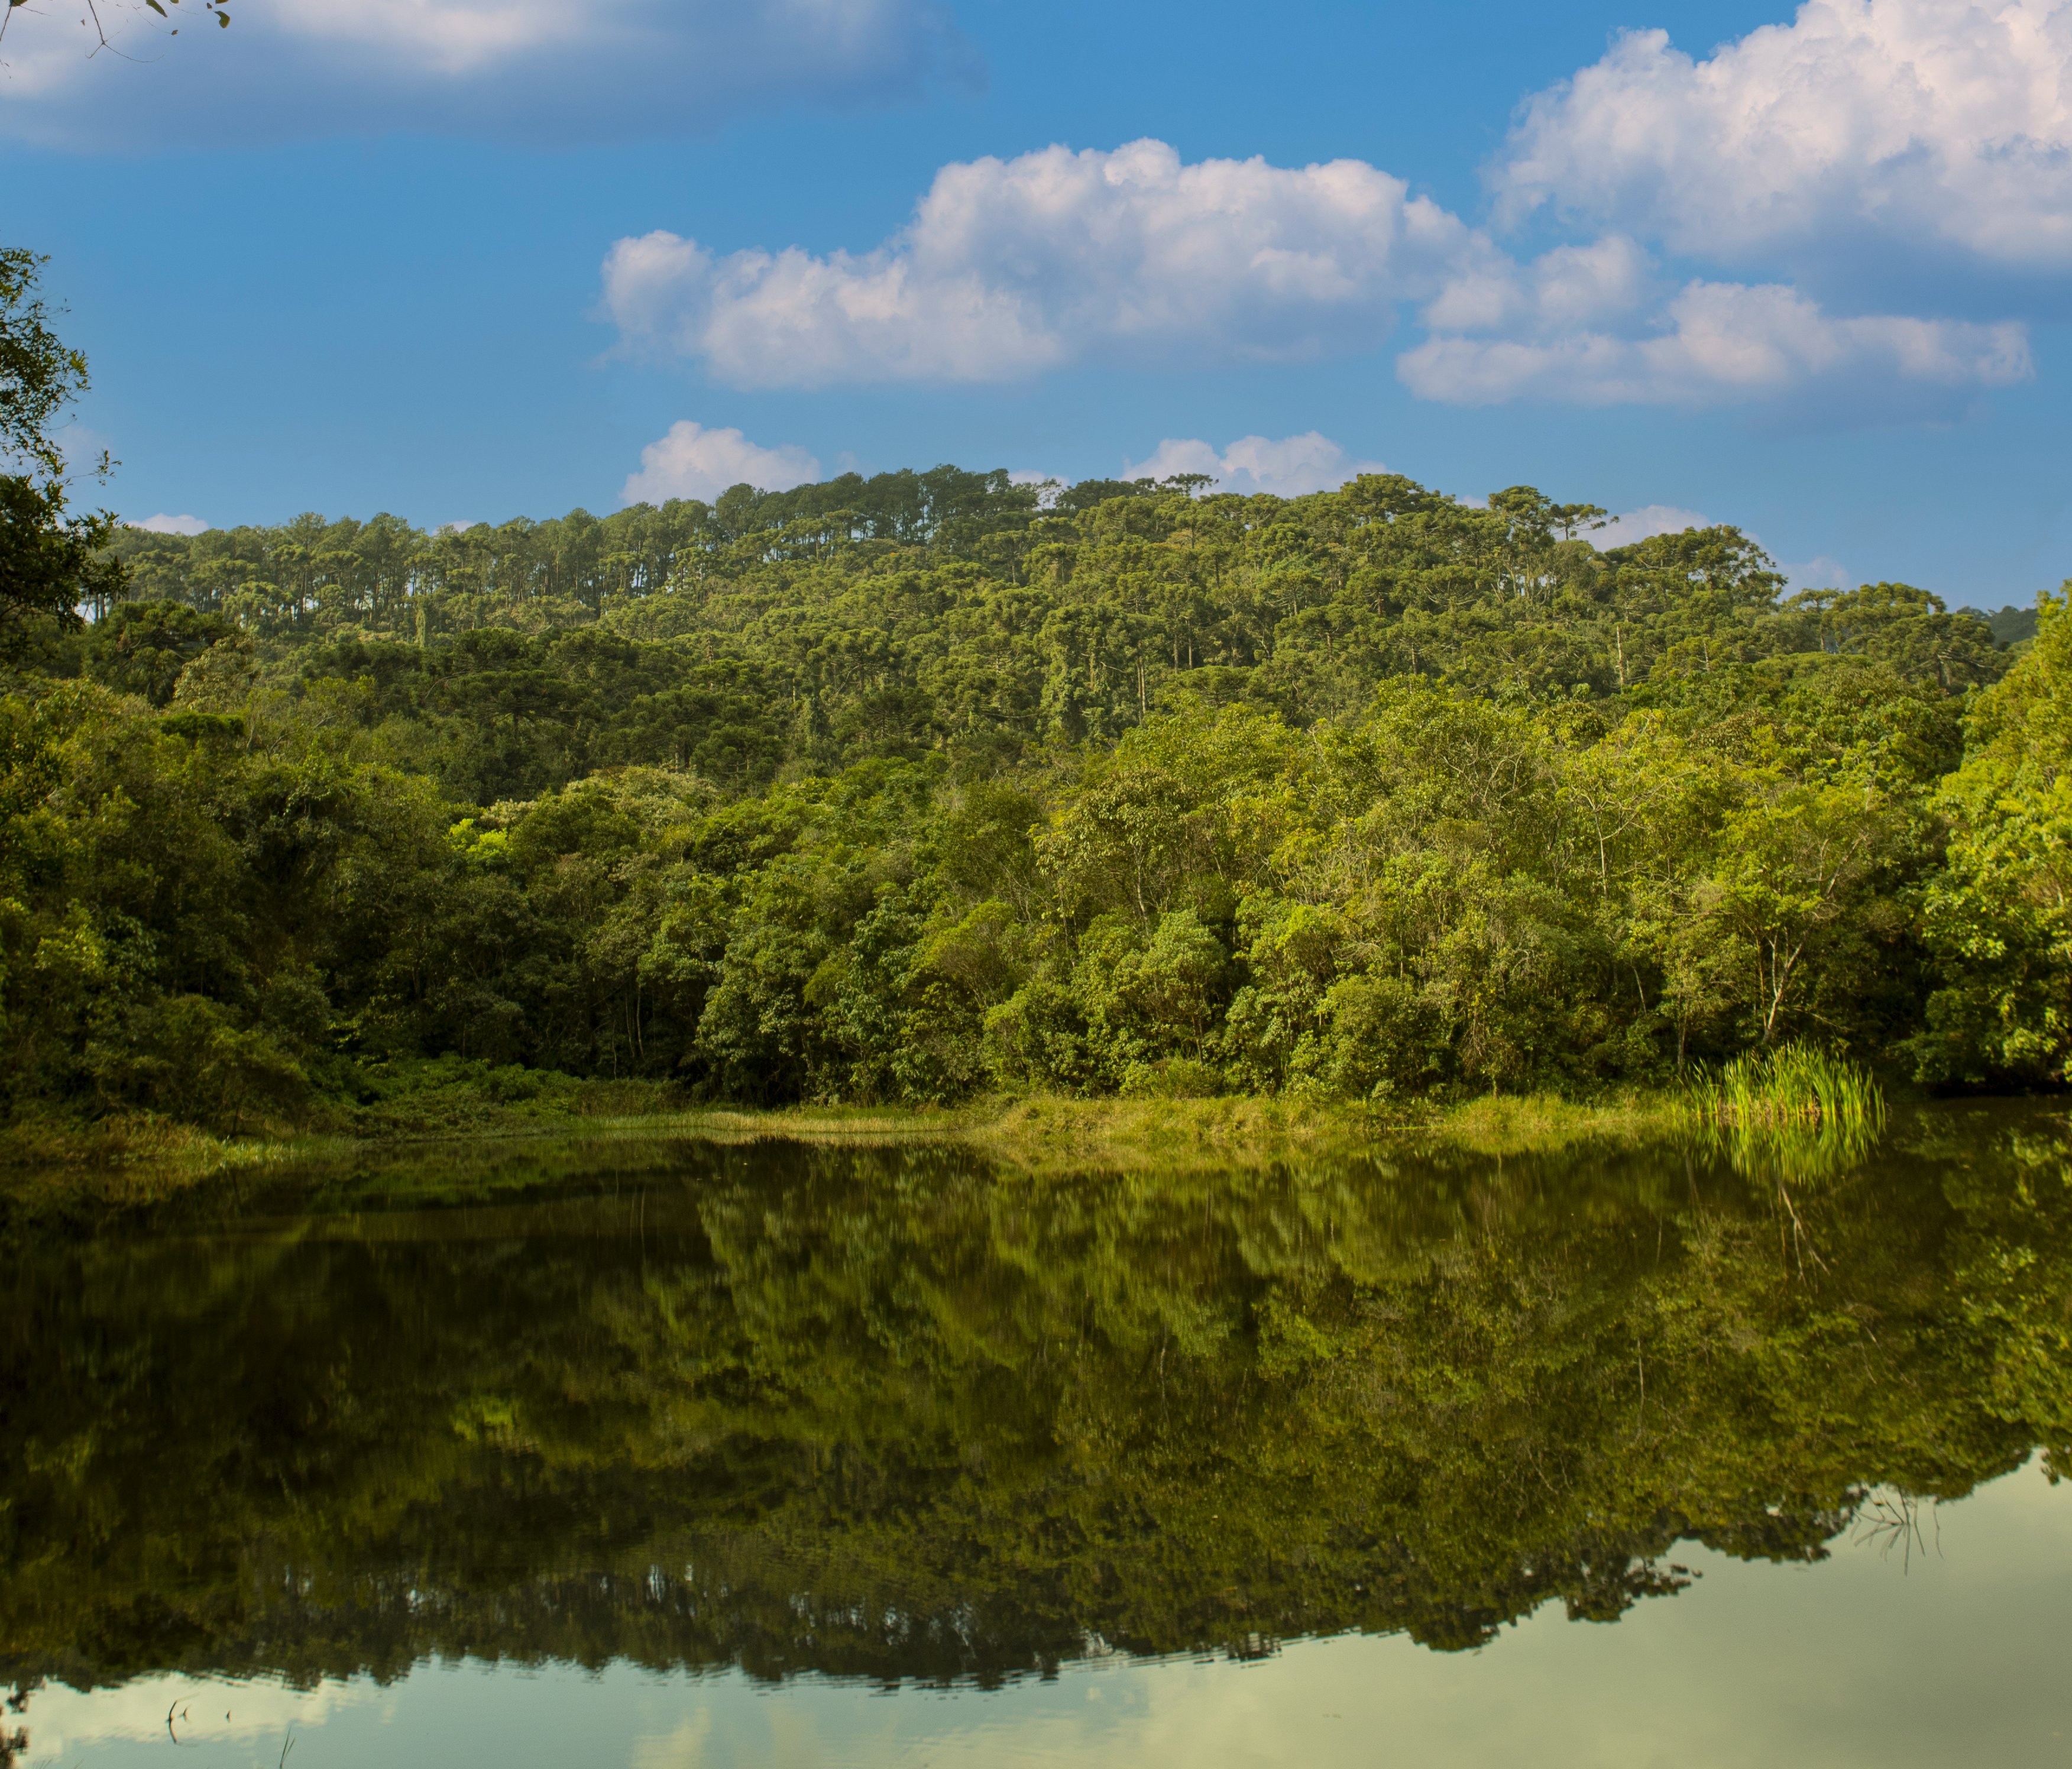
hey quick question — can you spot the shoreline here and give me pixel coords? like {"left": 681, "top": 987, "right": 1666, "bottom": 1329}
{"left": 0, "top": 1089, "right": 1704, "bottom": 1204}
{"left": 8, "top": 1075, "right": 2031, "bottom": 1209}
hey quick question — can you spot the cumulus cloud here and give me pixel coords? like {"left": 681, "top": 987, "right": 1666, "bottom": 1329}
{"left": 1596, "top": 504, "right": 1711, "bottom": 545}
{"left": 1594, "top": 508, "right": 1852, "bottom": 582}
{"left": 600, "top": 139, "right": 1485, "bottom": 387}
{"left": 131, "top": 513, "right": 209, "bottom": 536}
{"left": 1121, "top": 433, "right": 1388, "bottom": 497}
{"left": 1496, "top": 0, "right": 2072, "bottom": 271}
{"left": 0, "top": 0, "right": 976, "bottom": 147}
{"left": 1401, "top": 275, "right": 2031, "bottom": 410}
{"left": 1007, "top": 469, "right": 1064, "bottom": 508}
{"left": 603, "top": 135, "right": 2030, "bottom": 416}
{"left": 1421, "top": 234, "right": 1659, "bottom": 333}
{"left": 1427, "top": 3, "right": 2058, "bottom": 416}
{"left": 621, "top": 421, "right": 821, "bottom": 504}
{"left": 1780, "top": 554, "right": 1857, "bottom": 588}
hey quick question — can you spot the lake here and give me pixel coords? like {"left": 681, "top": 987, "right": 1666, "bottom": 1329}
{"left": 5, "top": 1103, "right": 2071, "bottom": 1767}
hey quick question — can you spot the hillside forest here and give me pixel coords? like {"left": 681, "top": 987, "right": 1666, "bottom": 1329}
{"left": 4, "top": 453, "right": 2070, "bottom": 1133}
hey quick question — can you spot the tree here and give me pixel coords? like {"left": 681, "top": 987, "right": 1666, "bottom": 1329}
{"left": 0, "top": 0, "right": 229, "bottom": 61}
{"left": 1785, "top": 581, "right": 2005, "bottom": 695}
{"left": 0, "top": 249, "right": 125, "bottom": 657}
{"left": 1709, "top": 746, "right": 1890, "bottom": 1044}
{"left": 1915, "top": 589, "right": 2072, "bottom": 1085}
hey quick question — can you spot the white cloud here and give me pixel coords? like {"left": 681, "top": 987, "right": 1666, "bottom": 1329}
{"left": 1400, "top": 276, "right": 2031, "bottom": 409}
{"left": 1008, "top": 469, "right": 1063, "bottom": 507}
{"left": 1597, "top": 504, "right": 1711, "bottom": 546}
{"left": 1420, "top": 233, "right": 1657, "bottom": 333}
{"left": 52, "top": 422, "right": 114, "bottom": 472}
{"left": 602, "top": 135, "right": 2031, "bottom": 417}
{"left": 620, "top": 421, "right": 821, "bottom": 505}
{"left": 1592, "top": 509, "right": 1853, "bottom": 584}
{"left": 0, "top": 0, "right": 975, "bottom": 147}
{"left": 600, "top": 139, "right": 1486, "bottom": 388}
{"left": 1121, "top": 432, "right": 1388, "bottom": 497}
{"left": 1780, "top": 553, "right": 1857, "bottom": 588}
{"left": 132, "top": 513, "right": 209, "bottom": 536}
{"left": 1496, "top": 1, "right": 2072, "bottom": 271}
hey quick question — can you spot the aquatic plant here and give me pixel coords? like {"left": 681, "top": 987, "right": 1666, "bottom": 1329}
{"left": 1680, "top": 1042, "right": 1886, "bottom": 1135}
{"left": 1678, "top": 1042, "right": 1888, "bottom": 1196}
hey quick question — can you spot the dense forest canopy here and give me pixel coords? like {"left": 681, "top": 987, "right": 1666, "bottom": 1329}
{"left": 4, "top": 459, "right": 2070, "bottom": 1129}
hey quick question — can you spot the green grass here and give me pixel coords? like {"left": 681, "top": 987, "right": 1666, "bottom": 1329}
{"left": 1678, "top": 1042, "right": 1887, "bottom": 1133}
{"left": 0, "top": 1109, "right": 355, "bottom": 1209}
{"left": 548, "top": 1088, "right": 1685, "bottom": 1173}
{"left": 1675, "top": 1042, "right": 1888, "bottom": 1185}
{"left": 4, "top": 1062, "right": 1891, "bottom": 1209}
{"left": 2, "top": 1086, "right": 1697, "bottom": 1206}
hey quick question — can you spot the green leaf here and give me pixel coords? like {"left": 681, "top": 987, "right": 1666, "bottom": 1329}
{"left": 145, "top": 0, "right": 166, "bottom": 14}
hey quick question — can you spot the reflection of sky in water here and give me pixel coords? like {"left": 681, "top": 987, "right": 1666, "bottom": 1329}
{"left": 29, "top": 1459, "right": 2072, "bottom": 1769}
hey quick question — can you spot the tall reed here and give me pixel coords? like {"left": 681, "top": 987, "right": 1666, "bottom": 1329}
{"left": 1680, "top": 1042, "right": 1886, "bottom": 1133}
{"left": 1679, "top": 1042, "right": 1887, "bottom": 1187}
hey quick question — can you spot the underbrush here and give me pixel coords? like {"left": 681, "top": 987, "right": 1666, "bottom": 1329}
{"left": 319, "top": 1054, "right": 680, "bottom": 1138}
{"left": 0, "top": 1058, "right": 681, "bottom": 1203}
{"left": 0, "top": 1108, "right": 343, "bottom": 1211}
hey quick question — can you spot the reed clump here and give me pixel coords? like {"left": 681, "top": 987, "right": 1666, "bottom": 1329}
{"left": 1680, "top": 1043, "right": 1887, "bottom": 1134}
{"left": 1677, "top": 1042, "right": 1888, "bottom": 1187}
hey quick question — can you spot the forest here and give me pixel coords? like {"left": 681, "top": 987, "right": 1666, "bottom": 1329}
{"left": 4, "top": 450, "right": 2066, "bottom": 1139}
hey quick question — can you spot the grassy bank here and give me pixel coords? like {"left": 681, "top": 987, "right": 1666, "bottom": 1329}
{"left": 652, "top": 1090, "right": 1685, "bottom": 1173}
{"left": 6, "top": 1047, "right": 1908, "bottom": 1205}
{"left": 0, "top": 1061, "right": 682, "bottom": 1205}
{"left": 0, "top": 1112, "right": 355, "bottom": 1209}
{"left": 2, "top": 1083, "right": 1702, "bottom": 1209}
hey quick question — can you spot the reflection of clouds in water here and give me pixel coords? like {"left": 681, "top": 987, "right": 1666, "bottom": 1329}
{"left": 25, "top": 1672, "right": 393, "bottom": 1758}
{"left": 632, "top": 1706, "right": 713, "bottom": 1768}
{"left": 611, "top": 1465, "right": 2072, "bottom": 1769}
{"left": 17, "top": 1468, "right": 2072, "bottom": 1769}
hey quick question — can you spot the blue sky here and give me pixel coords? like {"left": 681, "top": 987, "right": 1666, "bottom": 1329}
{"left": 5, "top": 0, "right": 2070, "bottom": 604}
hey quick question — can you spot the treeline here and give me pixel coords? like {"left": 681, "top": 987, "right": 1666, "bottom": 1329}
{"left": 2, "top": 467, "right": 2066, "bottom": 1130}
{"left": 92, "top": 475, "right": 2016, "bottom": 802}
{"left": 104, "top": 465, "right": 1058, "bottom": 631}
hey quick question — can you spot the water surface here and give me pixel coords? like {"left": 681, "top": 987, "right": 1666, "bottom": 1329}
{"left": 5, "top": 1105, "right": 2070, "bottom": 1765}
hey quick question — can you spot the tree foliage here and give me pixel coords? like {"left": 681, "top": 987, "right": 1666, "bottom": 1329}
{"left": 0, "top": 250, "right": 125, "bottom": 659}
{"left": 0, "top": 451, "right": 2057, "bottom": 1128}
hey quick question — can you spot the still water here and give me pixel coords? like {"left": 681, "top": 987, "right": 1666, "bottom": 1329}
{"left": 5, "top": 1105, "right": 2071, "bottom": 1767}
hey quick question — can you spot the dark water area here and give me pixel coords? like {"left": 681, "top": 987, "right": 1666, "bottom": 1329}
{"left": 4, "top": 1104, "right": 2071, "bottom": 1766}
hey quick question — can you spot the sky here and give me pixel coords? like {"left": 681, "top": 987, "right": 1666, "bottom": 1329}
{"left": 5, "top": 0, "right": 2071, "bottom": 604}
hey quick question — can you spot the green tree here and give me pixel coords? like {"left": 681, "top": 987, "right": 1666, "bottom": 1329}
{"left": 1, "top": 250, "right": 126, "bottom": 656}
{"left": 1916, "top": 589, "right": 2072, "bottom": 1084}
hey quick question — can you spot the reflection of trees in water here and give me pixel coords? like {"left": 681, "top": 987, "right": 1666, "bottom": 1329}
{"left": 1, "top": 1106, "right": 2068, "bottom": 1710}
{"left": 0, "top": 1681, "right": 27, "bottom": 1769}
